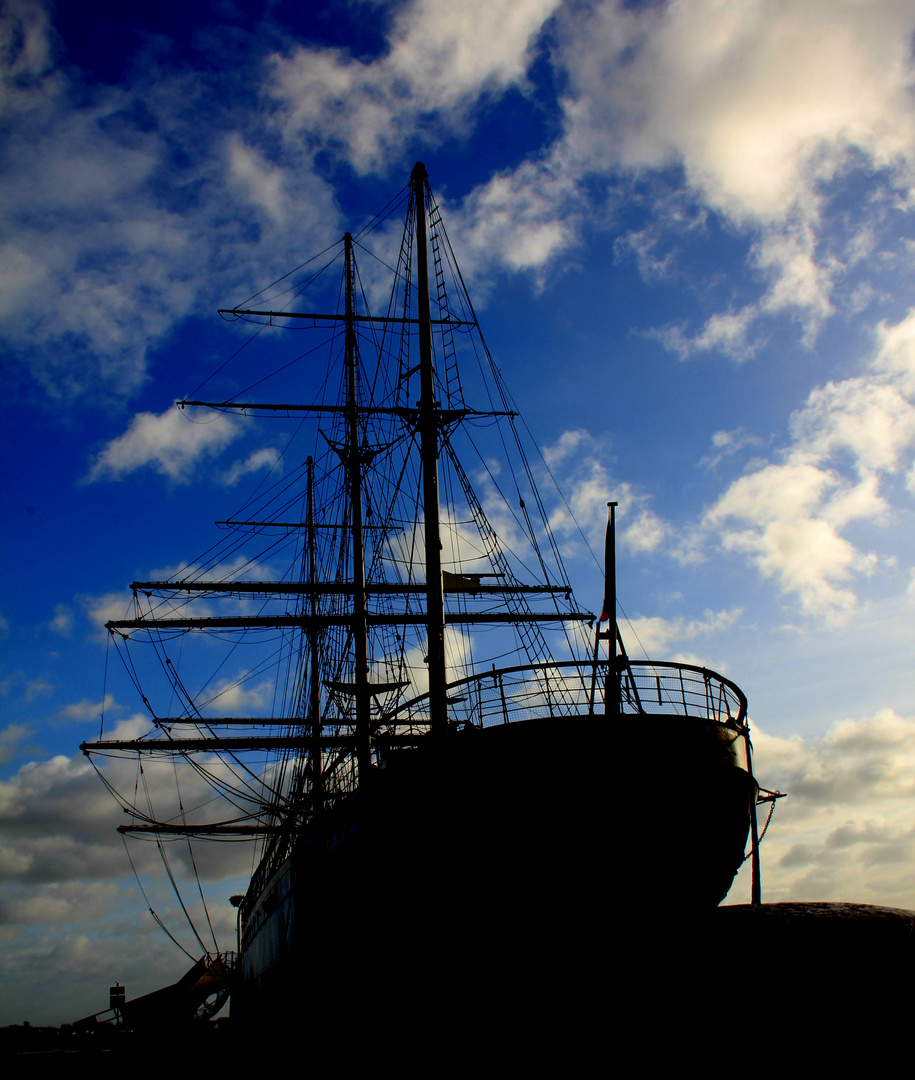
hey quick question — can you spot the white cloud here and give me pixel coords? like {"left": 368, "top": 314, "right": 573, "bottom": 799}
{"left": 85, "top": 407, "right": 242, "bottom": 483}
{"left": 449, "top": 154, "right": 583, "bottom": 278}
{"left": 266, "top": 1, "right": 593, "bottom": 281}
{"left": 621, "top": 504, "right": 668, "bottom": 554}
{"left": 873, "top": 307, "right": 915, "bottom": 398}
{"left": 706, "top": 460, "right": 874, "bottom": 619}
{"left": 613, "top": 189, "right": 709, "bottom": 282}
{"left": 227, "top": 136, "right": 295, "bottom": 227}
{"left": 653, "top": 306, "right": 760, "bottom": 362}
{"left": 0, "top": 752, "right": 129, "bottom": 875}
{"left": 561, "top": 0, "right": 915, "bottom": 225}
{"left": 0, "top": 4, "right": 342, "bottom": 402}
{"left": 538, "top": 429, "right": 675, "bottom": 565}
{"left": 147, "top": 553, "right": 281, "bottom": 586}
{"left": 702, "top": 310, "right": 915, "bottom": 619}
{"left": 449, "top": 1, "right": 915, "bottom": 345}
{"left": 700, "top": 428, "right": 765, "bottom": 470}
{"left": 221, "top": 446, "right": 281, "bottom": 487}
{"left": 48, "top": 604, "right": 73, "bottom": 637}
{"left": 790, "top": 378, "right": 915, "bottom": 474}
{"left": 269, "top": 0, "right": 562, "bottom": 173}
{"left": 0, "top": 0, "right": 53, "bottom": 96}
{"left": 539, "top": 429, "right": 616, "bottom": 557}
{"left": 755, "top": 225, "right": 835, "bottom": 332}
{"left": 0, "top": 881, "right": 121, "bottom": 926}
{"left": 542, "top": 428, "right": 592, "bottom": 469}
{"left": 7, "top": 0, "right": 914, "bottom": 404}
{"left": 82, "top": 591, "right": 135, "bottom": 637}
{"left": 0, "top": 63, "right": 195, "bottom": 397}
{"left": 199, "top": 674, "right": 274, "bottom": 715}
{"left": 22, "top": 677, "right": 52, "bottom": 703}
{"left": 621, "top": 606, "right": 742, "bottom": 657}
{"left": 0, "top": 724, "right": 35, "bottom": 766}
{"left": 0, "top": 730, "right": 260, "bottom": 889}
{"left": 392, "top": 0, "right": 560, "bottom": 94}
{"left": 694, "top": 307, "right": 760, "bottom": 359}
{"left": 60, "top": 695, "right": 116, "bottom": 722}
{"left": 0, "top": 729, "right": 255, "bottom": 1023}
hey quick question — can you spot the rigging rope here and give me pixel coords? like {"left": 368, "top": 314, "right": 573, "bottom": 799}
{"left": 121, "top": 835, "right": 198, "bottom": 962}
{"left": 134, "top": 750, "right": 211, "bottom": 958}
{"left": 172, "top": 753, "right": 220, "bottom": 956}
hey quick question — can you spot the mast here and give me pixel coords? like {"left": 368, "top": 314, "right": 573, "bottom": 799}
{"left": 306, "top": 456, "right": 323, "bottom": 811}
{"left": 412, "top": 161, "right": 448, "bottom": 734}
{"left": 344, "top": 232, "right": 373, "bottom": 782}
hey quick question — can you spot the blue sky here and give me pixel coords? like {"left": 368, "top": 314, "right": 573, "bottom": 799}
{"left": 3, "top": 0, "right": 915, "bottom": 1024}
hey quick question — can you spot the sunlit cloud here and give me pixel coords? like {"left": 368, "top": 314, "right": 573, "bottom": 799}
{"left": 752, "top": 709, "right": 915, "bottom": 907}
{"left": 621, "top": 606, "right": 743, "bottom": 658}
{"left": 560, "top": 0, "right": 915, "bottom": 224}
{"left": 701, "top": 308, "right": 915, "bottom": 619}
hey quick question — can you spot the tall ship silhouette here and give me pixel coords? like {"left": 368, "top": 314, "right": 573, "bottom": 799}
{"left": 82, "top": 163, "right": 767, "bottom": 1026}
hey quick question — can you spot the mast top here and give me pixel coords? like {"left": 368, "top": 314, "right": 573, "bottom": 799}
{"left": 411, "top": 161, "right": 428, "bottom": 184}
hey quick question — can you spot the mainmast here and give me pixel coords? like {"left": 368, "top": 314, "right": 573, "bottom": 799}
{"left": 412, "top": 162, "right": 448, "bottom": 734}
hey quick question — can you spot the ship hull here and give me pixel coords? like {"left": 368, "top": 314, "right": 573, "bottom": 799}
{"left": 233, "top": 712, "right": 755, "bottom": 1025}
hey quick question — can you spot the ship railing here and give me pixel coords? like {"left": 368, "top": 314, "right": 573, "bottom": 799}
{"left": 386, "top": 658, "right": 748, "bottom": 731}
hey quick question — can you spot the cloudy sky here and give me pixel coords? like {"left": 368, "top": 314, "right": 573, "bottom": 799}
{"left": 3, "top": 0, "right": 915, "bottom": 1025}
